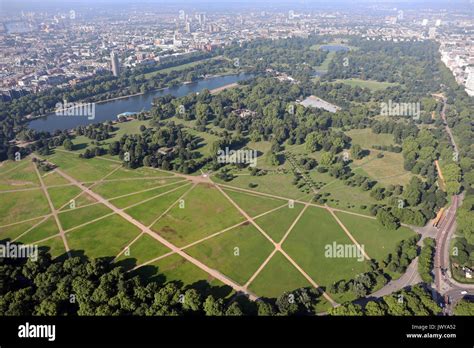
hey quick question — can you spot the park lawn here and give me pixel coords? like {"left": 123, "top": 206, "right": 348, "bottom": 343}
{"left": 0, "top": 190, "right": 50, "bottom": 226}
{"left": 152, "top": 184, "right": 246, "bottom": 247}
{"left": 0, "top": 160, "right": 40, "bottom": 190}
{"left": 140, "top": 253, "right": 226, "bottom": 291}
{"left": 317, "top": 177, "right": 381, "bottom": 214}
{"left": 115, "top": 233, "right": 171, "bottom": 270}
{"left": 66, "top": 214, "right": 141, "bottom": 258}
{"left": 282, "top": 206, "right": 370, "bottom": 291}
{"left": 223, "top": 188, "right": 286, "bottom": 218}
{"left": 314, "top": 51, "right": 335, "bottom": 71}
{"left": 248, "top": 251, "right": 311, "bottom": 299}
{"left": 246, "top": 140, "right": 286, "bottom": 170}
{"left": 352, "top": 150, "right": 412, "bottom": 186}
{"left": 59, "top": 192, "right": 99, "bottom": 211}
{"left": 92, "top": 177, "right": 184, "bottom": 200}
{"left": 332, "top": 78, "right": 398, "bottom": 91}
{"left": 144, "top": 58, "right": 211, "bottom": 79}
{"left": 44, "top": 150, "right": 120, "bottom": 182}
{"left": 213, "top": 173, "right": 313, "bottom": 202}
{"left": 105, "top": 165, "right": 173, "bottom": 180}
{"left": 58, "top": 203, "right": 113, "bottom": 231}
{"left": 181, "top": 127, "right": 220, "bottom": 157}
{"left": 38, "top": 236, "right": 67, "bottom": 259}
{"left": 47, "top": 185, "right": 83, "bottom": 210}
{"left": 125, "top": 184, "right": 191, "bottom": 226}
{"left": 345, "top": 128, "right": 395, "bottom": 149}
{"left": 18, "top": 216, "right": 59, "bottom": 244}
{"left": 42, "top": 171, "right": 71, "bottom": 186}
{"left": 110, "top": 181, "right": 189, "bottom": 209}
{"left": 62, "top": 120, "right": 150, "bottom": 155}
{"left": 254, "top": 202, "right": 305, "bottom": 242}
{"left": 335, "top": 212, "right": 415, "bottom": 262}
{"left": 0, "top": 217, "right": 45, "bottom": 241}
{"left": 185, "top": 223, "right": 274, "bottom": 285}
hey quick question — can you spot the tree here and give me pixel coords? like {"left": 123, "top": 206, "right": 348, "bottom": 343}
{"left": 320, "top": 151, "right": 334, "bottom": 167}
{"left": 63, "top": 139, "right": 74, "bottom": 151}
{"left": 203, "top": 296, "right": 224, "bottom": 316}
{"left": 377, "top": 209, "right": 400, "bottom": 230}
{"left": 454, "top": 300, "right": 474, "bottom": 316}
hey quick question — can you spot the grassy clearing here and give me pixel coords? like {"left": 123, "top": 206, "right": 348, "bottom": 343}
{"left": 0, "top": 160, "right": 40, "bottom": 191}
{"left": 110, "top": 181, "right": 189, "bottom": 209}
{"left": 38, "top": 236, "right": 67, "bottom": 259}
{"left": 335, "top": 212, "right": 415, "bottom": 262}
{"left": 185, "top": 223, "right": 274, "bottom": 285}
{"left": 345, "top": 128, "right": 395, "bottom": 149}
{"left": 44, "top": 150, "right": 119, "bottom": 182}
{"left": 223, "top": 188, "right": 286, "bottom": 218}
{"left": 248, "top": 251, "right": 311, "bottom": 299}
{"left": 125, "top": 184, "right": 191, "bottom": 226}
{"left": 138, "top": 253, "right": 229, "bottom": 294}
{"left": 92, "top": 177, "right": 183, "bottom": 200}
{"left": 254, "top": 203, "right": 305, "bottom": 242}
{"left": 282, "top": 206, "right": 369, "bottom": 291}
{"left": 59, "top": 192, "right": 99, "bottom": 211}
{"left": 332, "top": 78, "right": 398, "bottom": 91}
{"left": 115, "top": 233, "right": 171, "bottom": 270}
{"left": 18, "top": 216, "right": 59, "bottom": 244}
{"left": 67, "top": 214, "right": 141, "bottom": 258}
{"left": 0, "top": 218, "right": 45, "bottom": 241}
{"left": 59, "top": 203, "right": 113, "bottom": 231}
{"left": 213, "top": 173, "right": 313, "bottom": 202}
{"left": 317, "top": 175, "right": 381, "bottom": 214}
{"left": 0, "top": 190, "right": 50, "bottom": 226}
{"left": 152, "top": 184, "right": 245, "bottom": 247}
{"left": 105, "top": 165, "right": 173, "bottom": 180}
{"left": 47, "top": 185, "right": 83, "bottom": 210}
{"left": 42, "top": 171, "right": 71, "bottom": 186}
{"left": 144, "top": 58, "right": 212, "bottom": 79}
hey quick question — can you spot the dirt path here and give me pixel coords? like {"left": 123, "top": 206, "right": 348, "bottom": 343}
{"left": 52, "top": 167, "right": 258, "bottom": 300}
{"left": 32, "top": 160, "right": 70, "bottom": 255}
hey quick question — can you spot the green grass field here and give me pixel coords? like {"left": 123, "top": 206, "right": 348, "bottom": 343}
{"left": 125, "top": 183, "right": 191, "bottom": 226}
{"left": 254, "top": 202, "right": 305, "bottom": 242}
{"left": 223, "top": 188, "right": 286, "bottom": 218}
{"left": 247, "top": 251, "right": 311, "bottom": 298}
{"left": 59, "top": 203, "right": 113, "bottom": 231}
{"left": 0, "top": 160, "right": 40, "bottom": 190}
{"left": 66, "top": 214, "right": 141, "bottom": 259}
{"left": 115, "top": 233, "right": 171, "bottom": 270}
{"left": 152, "top": 184, "right": 245, "bottom": 247}
{"left": 335, "top": 212, "right": 415, "bottom": 262}
{"left": 332, "top": 78, "right": 398, "bottom": 91}
{"left": 185, "top": 223, "right": 274, "bottom": 284}
{"left": 0, "top": 189, "right": 50, "bottom": 226}
{"left": 17, "top": 217, "right": 59, "bottom": 244}
{"left": 282, "top": 207, "right": 369, "bottom": 295}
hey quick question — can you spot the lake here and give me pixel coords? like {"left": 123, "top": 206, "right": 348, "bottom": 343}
{"left": 29, "top": 73, "right": 254, "bottom": 133}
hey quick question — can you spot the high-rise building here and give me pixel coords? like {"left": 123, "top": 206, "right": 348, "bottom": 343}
{"left": 198, "top": 13, "right": 206, "bottom": 26}
{"left": 185, "top": 21, "right": 192, "bottom": 33}
{"left": 110, "top": 51, "right": 120, "bottom": 77}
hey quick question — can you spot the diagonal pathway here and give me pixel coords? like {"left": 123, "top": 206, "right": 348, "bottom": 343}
{"left": 52, "top": 167, "right": 258, "bottom": 300}
{"left": 32, "top": 160, "right": 70, "bottom": 255}
{"left": 214, "top": 183, "right": 337, "bottom": 306}
{"left": 326, "top": 206, "right": 371, "bottom": 261}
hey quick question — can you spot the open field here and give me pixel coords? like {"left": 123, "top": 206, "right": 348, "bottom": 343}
{"left": 282, "top": 206, "right": 370, "bottom": 298}
{"left": 152, "top": 184, "right": 245, "bottom": 247}
{"left": 332, "top": 78, "right": 398, "bottom": 91}
{"left": 66, "top": 214, "right": 141, "bottom": 259}
{"left": 186, "top": 223, "right": 274, "bottom": 285}
{"left": 0, "top": 145, "right": 417, "bottom": 304}
{"left": 0, "top": 160, "right": 40, "bottom": 190}
{"left": 335, "top": 211, "right": 415, "bottom": 262}
{"left": 247, "top": 251, "right": 311, "bottom": 298}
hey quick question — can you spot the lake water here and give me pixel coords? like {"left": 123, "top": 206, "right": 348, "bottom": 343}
{"left": 29, "top": 73, "right": 253, "bottom": 132}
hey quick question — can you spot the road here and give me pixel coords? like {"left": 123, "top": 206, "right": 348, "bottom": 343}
{"left": 432, "top": 95, "right": 474, "bottom": 313}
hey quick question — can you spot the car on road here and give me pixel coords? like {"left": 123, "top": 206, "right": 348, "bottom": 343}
{"left": 461, "top": 291, "right": 467, "bottom": 295}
